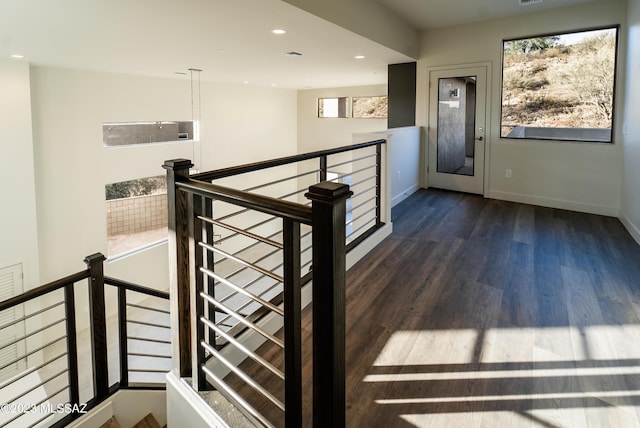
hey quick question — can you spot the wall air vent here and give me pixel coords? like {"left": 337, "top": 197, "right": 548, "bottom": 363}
{"left": 519, "top": 0, "right": 543, "bottom": 5}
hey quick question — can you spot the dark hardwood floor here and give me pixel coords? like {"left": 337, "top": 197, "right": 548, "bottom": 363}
{"left": 226, "top": 188, "right": 640, "bottom": 427}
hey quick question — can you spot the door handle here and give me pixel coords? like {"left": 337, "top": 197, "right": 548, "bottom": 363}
{"left": 476, "top": 136, "right": 484, "bottom": 141}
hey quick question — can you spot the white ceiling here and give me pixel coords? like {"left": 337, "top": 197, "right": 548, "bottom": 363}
{"left": 0, "top": 0, "right": 601, "bottom": 89}
{"left": 376, "top": 0, "right": 601, "bottom": 31}
{"left": 0, "top": 0, "right": 413, "bottom": 89}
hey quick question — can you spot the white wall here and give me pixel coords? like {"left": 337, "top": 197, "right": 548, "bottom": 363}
{"left": 0, "top": 60, "right": 40, "bottom": 290}
{"left": 416, "top": 0, "right": 627, "bottom": 216}
{"left": 281, "top": 0, "right": 418, "bottom": 58}
{"left": 621, "top": 0, "right": 640, "bottom": 243}
{"left": 30, "top": 67, "right": 298, "bottom": 289}
{"left": 382, "top": 126, "right": 421, "bottom": 207}
{"left": 297, "top": 84, "right": 388, "bottom": 153}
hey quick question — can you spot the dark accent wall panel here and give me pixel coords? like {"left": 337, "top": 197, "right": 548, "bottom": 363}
{"left": 388, "top": 62, "right": 417, "bottom": 129}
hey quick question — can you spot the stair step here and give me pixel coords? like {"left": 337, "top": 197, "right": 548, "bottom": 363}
{"left": 133, "top": 413, "right": 162, "bottom": 428}
{"left": 99, "top": 416, "right": 122, "bottom": 428}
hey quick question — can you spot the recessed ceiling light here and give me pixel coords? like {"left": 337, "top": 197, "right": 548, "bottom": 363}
{"left": 354, "top": 55, "right": 365, "bottom": 59}
{"left": 243, "top": 80, "right": 249, "bottom": 84}
{"left": 271, "top": 83, "right": 277, "bottom": 87}
{"left": 174, "top": 71, "right": 187, "bottom": 75}
{"left": 272, "top": 29, "right": 286, "bottom": 35}
{"left": 283, "top": 51, "right": 303, "bottom": 57}
{"left": 10, "top": 54, "right": 24, "bottom": 59}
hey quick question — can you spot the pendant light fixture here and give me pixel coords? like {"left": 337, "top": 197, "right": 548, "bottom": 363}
{"left": 189, "top": 68, "right": 202, "bottom": 173}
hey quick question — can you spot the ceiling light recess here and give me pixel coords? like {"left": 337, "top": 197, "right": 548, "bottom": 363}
{"left": 354, "top": 55, "right": 365, "bottom": 59}
{"left": 284, "top": 51, "right": 303, "bottom": 56}
{"left": 271, "top": 29, "right": 286, "bottom": 35}
{"left": 519, "top": 0, "right": 543, "bottom": 5}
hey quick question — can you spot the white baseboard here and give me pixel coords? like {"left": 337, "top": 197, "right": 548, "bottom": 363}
{"left": 488, "top": 190, "right": 619, "bottom": 217}
{"left": 619, "top": 209, "right": 640, "bottom": 246}
{"left": 391, "top": 184, "right": 420, "bottom": 207}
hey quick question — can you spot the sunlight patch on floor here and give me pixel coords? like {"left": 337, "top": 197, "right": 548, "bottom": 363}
{"left": 373, "top": 329, "right": 479, "bottom": 366}
{"left": 365, "top": 366, "right": 640, "bottom": 383}
{"left": 399, "top": 411, "right": 519, "bottom": 428}
{"left": 377, "top": 391, "right": 640, "bottom": 404}
{"left": 368, "top": 326, "right": 640, "bottom": 427}
{"left": 584, "top": 324, "right": 640, "bottom": 360}
{"left": 399, "top": 405, "right": 640, "bottom": 428}
{"left": 373, "top": 326, "right": 640, "bottom": 367}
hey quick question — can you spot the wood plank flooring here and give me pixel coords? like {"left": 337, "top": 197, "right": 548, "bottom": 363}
{"left": 225, "top": 188, "right": 640, "bottom": 427}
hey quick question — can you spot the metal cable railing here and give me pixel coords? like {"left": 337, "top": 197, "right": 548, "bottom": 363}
{"left": 0, "top": 272, "right": 87, "bottom": 428}
{"left": 0, "top": 256, "right": 170, "bottom": 428}
{"left": 166, "top": 139, "right": 385, "bottom": 428}
{"left": 192, "top": 141, "right": 384, "bottom": 346}
{"left": 105, "top": 277, "right": 170, "bottom": 389}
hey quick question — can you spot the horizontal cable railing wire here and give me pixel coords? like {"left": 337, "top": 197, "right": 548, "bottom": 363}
{"left": 0, "top": 255, "right": 171, "bottom": 428}
{"left": 190, "top": 139, "right": 384, "bottom": 182}
{"left": 0, "top": 277, "right": 84, "bottom": 428}
{"left": 194, "top": 141, "right": 381, "bottom": 341}
{"left": 167, "top": 141, "right": 377, "bottom": 427}
{"left": 105, "top": 276, "right": 170, "bottom": 389}
{"left": 183, "top": 191, "right": 299, "bottom": 426}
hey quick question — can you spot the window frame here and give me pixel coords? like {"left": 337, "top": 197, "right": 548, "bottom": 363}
{"left": 317, "top": 97, "right": 350, "bottom": 118}
{"left": 105, "top": 175, "right": 169, "bottom": 259}
{"left": 103, "top": 121, "right": 194, "bottom": 147}
{"left": 499, "top": 25, "right": 620, "bottom": 144}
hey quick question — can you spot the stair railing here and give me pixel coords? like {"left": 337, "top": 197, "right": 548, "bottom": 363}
{"left": 165, "top": 141, "right": 388, "bottom": 428}
{"left": 0, "top": 254, "right": 170, "bottom": 428}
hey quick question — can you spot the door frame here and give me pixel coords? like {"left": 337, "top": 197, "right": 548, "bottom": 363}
{"left": 426, "top": 62, "right": 492, "bottom": 197}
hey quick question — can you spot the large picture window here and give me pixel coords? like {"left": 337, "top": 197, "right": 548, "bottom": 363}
{"left": 105, "top": 176, "right": 167, "bottom": 257}
{"left": 501, "top": 27, "right": 618, "bottom": 143}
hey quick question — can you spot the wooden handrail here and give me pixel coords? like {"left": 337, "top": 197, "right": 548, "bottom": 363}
{"left": 166, "top": 139, "right": 385, "bottom": 427}
{"left": 0, "top": 270, "right": 90, "bottom": 312}
{"left": 176, "top": 178, "right": 313, "bottom": 225}
{"left": 105, "top": 276, "right": 170, "bottom": 300}
{"left": 191, "top": 139, "right": 386, "bottom": 181}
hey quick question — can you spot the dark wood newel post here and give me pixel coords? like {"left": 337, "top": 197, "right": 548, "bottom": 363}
{"left": 164, "top": 159, "right": 194, "bottom": 378}
{"left": 283, "top": 219, "right": 302, "bottom": 428}
{"left": 305, "top": 181, "right": 352, "bottom": 428}
{"left": 84, "top": 252, "right": 108, "bottom": 401}
{"left": 64, "top": 283, "right": 80, "bottom": 406}
{"left": 117, "top": 286, "right": 129, "bottom": 387}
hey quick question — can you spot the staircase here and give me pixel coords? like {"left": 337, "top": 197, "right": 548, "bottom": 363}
{"left": 100, "top": 413, "right": 164, "bottom": 428}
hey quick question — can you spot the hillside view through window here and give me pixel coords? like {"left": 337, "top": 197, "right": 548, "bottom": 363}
{"left": 501, "top": 27, "right": 618, "bottom": 142}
